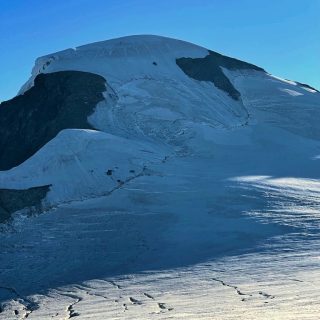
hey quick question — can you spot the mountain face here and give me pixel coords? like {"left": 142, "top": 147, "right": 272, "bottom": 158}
{"left": 0, "top": 35, "right": 320, "bottom": 319}
{"left": 1, "top": 35, "right": 319, "bottom": 215}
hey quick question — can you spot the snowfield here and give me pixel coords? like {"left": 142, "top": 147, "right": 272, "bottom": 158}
{"left": 0, "top": 35, "right": 319, "bottom": 319}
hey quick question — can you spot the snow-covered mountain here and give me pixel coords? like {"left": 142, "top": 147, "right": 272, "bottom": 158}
{"left": 0, "top": 35, "right": 319, "bottom": 319}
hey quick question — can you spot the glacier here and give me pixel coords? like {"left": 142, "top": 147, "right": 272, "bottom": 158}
{"left": 0, "top": 35, "right": 319, "bottom": 319}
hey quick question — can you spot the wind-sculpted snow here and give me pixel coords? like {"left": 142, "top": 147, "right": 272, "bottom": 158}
{"left": 0, "top": 35, "right": 319, "bottom": 319}
{"left": 1, "top": 144, "right": 320, "bottom": 319}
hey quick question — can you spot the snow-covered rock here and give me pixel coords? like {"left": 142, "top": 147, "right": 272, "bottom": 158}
{"left": 0, "top": 35, "right": 319, "bottom": 319}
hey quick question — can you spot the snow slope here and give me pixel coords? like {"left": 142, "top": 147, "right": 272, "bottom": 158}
{"left": 0, "top": 129, "right": 168, "bottom": 205}
{"left": 0, "top": 35, "right": 319, "bottom": 319}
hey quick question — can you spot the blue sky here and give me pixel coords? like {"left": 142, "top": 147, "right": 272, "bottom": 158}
{"left": 0, "top": 0, "right": 319, "bottom": 101}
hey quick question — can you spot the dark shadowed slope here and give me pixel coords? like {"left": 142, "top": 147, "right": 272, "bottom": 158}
{"left": 0, "top": 185, "right": 51, "bottom": 223}
{"left": 0, "top": 71, "right": 106, "bottom": 171}
{"left": 176, "top": 50, "right": 265, "bottom": 100}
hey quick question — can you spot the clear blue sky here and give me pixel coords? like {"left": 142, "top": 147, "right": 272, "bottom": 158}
{"left": 0, "top": 0, "right": 319, "bottom": 102}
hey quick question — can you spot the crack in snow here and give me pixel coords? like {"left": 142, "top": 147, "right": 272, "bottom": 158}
{"left": 0, "top": 285, "right": 38, "bottom": 319}
{"left": 62, "top": 294, "right": 82, "bottom": 319}
{"left": 211, "top": 278, "right": 252, "bottom": 299}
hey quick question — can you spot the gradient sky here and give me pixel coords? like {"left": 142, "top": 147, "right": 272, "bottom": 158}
{"left": 0, "top": 0, "right": 319, "bottom": 102}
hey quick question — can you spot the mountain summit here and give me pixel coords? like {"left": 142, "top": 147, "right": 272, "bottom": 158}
{"left": 0, "top": 35, "right": 319, "bottom": 319}
{"left": 1, "top": 34, "right": 319, "bottom": 215}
